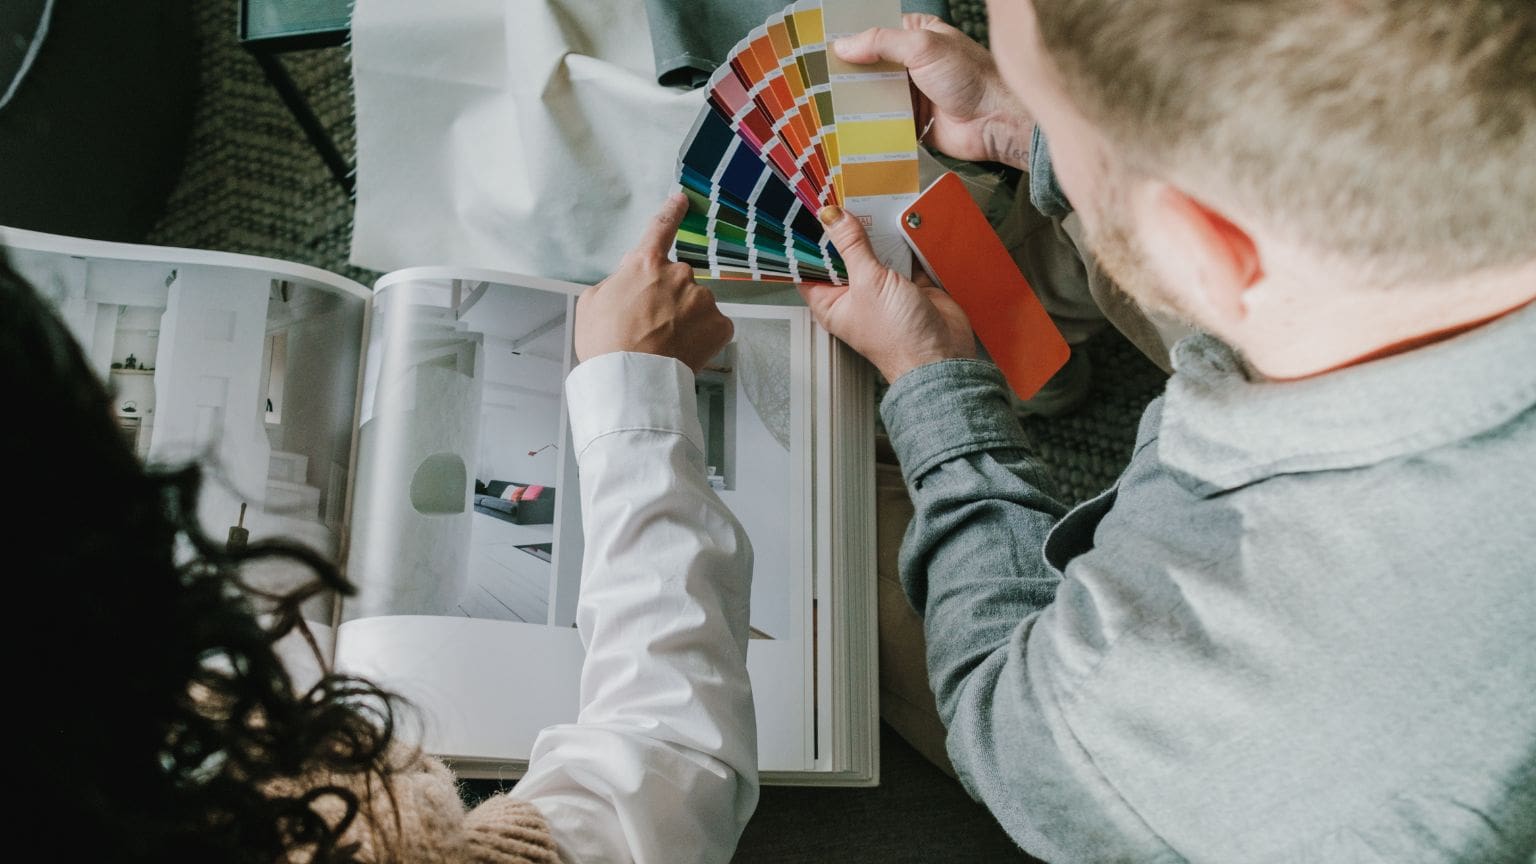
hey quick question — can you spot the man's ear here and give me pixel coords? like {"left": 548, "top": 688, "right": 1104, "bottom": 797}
{"left": 1148, "top": 184, "right": 1264, "bottom": 322}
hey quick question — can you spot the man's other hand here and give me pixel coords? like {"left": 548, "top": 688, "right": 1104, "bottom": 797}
{"left": 800, "top": 206, "right": 975, "bottom": 383}
{"left": 576, "top": 193, "right": 735, "bottom": 372}
{"left": 834, "top": 14, "right": 1034, "bottom": 169}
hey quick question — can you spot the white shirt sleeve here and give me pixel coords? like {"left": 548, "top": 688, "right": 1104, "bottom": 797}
{"left": 510, "top": 351, "right": 759, "bottom": 864}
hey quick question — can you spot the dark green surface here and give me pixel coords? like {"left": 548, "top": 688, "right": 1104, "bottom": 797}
{"left": 0, "top": 0, "right": 48, "bottom": 86}
{"left": 0, "top": 0, "right": 197, "bottom": 242}
{"left": 240, "top": 0, "right": 351, "bottom": 42}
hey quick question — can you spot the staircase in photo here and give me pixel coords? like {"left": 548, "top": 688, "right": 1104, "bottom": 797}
{"left": 266, "top": 449, "right": 322, "bottom": 522}
{"left": 410, "top": 304, "right": 482, "bottom": 379}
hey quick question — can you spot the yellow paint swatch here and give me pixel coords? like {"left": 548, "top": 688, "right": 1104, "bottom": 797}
{"left": 792, "top": 8, "right": 823, "bottom": 44}
{"left": 837, "top": 118, "right": 918, "bottom": 156}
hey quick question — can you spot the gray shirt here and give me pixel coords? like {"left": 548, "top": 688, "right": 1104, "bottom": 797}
{"left": 881, "top": 300, "right": 1536, "bottom": 863}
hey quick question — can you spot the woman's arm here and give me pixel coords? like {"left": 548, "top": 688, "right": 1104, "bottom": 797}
{"left": 509, "top": 351, "right": 757, "bottom": 864}
{"left": 506, "top": 194, "right": 755, "bottom": 864}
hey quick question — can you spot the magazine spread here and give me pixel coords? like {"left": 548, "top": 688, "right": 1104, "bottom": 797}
{"left": 3, "top": 227, "right": 877, "bottom": 785}
{"left": 336, "top": 267, "right": 821, "bottom": 773}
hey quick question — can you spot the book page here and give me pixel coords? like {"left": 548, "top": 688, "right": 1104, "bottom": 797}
{"left": 1, "top": 227, "right": 370, "bottom": 637}
{"left": 338, "top": 267, "right": 816, "bottom": 770}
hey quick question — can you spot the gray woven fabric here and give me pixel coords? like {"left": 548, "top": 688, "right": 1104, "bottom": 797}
{"left": 146, "top": 0, "right": 376, "bottom": 286}
{"left": 1019, "top": 333, "right": 1167, "bottom": 503}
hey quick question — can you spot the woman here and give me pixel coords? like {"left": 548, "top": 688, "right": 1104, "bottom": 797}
{"left": 10, "top": 195, "right": 755, "bottom": 863}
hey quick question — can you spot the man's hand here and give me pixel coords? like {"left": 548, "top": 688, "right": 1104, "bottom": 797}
{"left": 834, "top": 14, "right": 1033, "bottom": 169}
{"left": 576, "top": 193, "right": 735, "bottom": 372}
{"left": 800, "top": 206, "right": 975, "bottom": 383}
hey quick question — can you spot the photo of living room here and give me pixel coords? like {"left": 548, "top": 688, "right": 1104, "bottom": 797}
{"left": 457, "top": 285, "right": 571, "bottom": 624}
{"left": 701, "top": 317, "right": 797, "bottom": 641}
{"left": 344, "top": 275, "right": 583, "bottom": 624}
{"left": 341, "top": 276, "right": 810, "bottom": 640}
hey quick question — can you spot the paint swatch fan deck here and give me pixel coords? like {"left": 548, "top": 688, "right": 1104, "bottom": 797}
{"left": 675, "top": 0, "right": 921, "bottom": 284}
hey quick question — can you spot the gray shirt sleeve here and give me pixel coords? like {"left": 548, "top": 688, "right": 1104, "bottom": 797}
{"left": 881, "top": 359, "right": 1067, "bottom": 697}
{"left": 881, "top": 359, "right": 1178, "bottom": 863}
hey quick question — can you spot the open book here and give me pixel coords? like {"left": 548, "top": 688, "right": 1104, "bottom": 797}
{"left": 4, "top": 225, "right": 879, "bottom": 786}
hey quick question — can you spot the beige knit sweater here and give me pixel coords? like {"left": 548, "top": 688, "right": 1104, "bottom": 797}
{"left": 279, "top": 746, "right": 563, "bottom": 864}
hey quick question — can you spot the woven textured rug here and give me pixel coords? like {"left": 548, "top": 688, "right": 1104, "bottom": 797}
{"left": 147, "top": 1, "right": 1164, "bottom": 507}
{"left": 145, "top": 1, "right": 374, "bottom": 285}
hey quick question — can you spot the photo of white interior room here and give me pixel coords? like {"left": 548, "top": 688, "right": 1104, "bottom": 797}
{"left": 342, "top": 278, "right": 804, "bottom": 644}
{"left": 344, "top": 277, "right": 583, "bottom": 626}
{"left": 460, "top": 285, "right": 572, "bottom": 624}
{"left": 8, "top": 245, "right": 366, "bottom": 621}
{"left": 701, "top": 317, "right": 797, "bottom": 641}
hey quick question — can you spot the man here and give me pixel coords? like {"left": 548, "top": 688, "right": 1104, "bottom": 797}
{"left": 795, "top": 1, "right": 1536, "bottom": 861}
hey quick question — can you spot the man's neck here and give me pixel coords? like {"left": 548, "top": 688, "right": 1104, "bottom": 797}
{"left": 1246, "top": 261, "right": 1536, "bottom": 382}
{"left": 1327, "top": 296, "right": 1535, "bottom": 371}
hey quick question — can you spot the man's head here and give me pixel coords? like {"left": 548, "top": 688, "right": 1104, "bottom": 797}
{"left": 988, "top": 0, "right": 1536, "bottom": 376}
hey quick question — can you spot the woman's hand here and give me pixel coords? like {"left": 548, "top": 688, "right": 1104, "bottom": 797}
{"left": 834, "top": 14, "right": 1034, "bottom": 169}
{"left": 575, "top": 193, "right": 734, "bottom": 371}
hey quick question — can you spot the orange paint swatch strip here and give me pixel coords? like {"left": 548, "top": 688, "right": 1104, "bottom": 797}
{"left": 840, "top": 159, "right": 919, "bottom": 198}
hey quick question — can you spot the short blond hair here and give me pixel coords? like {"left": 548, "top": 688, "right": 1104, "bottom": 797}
{"left": 1032, "top": 0, "right": 1536, "bottom": 282}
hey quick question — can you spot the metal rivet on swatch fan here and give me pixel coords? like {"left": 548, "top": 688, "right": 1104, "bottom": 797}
{"left": 905, "top": 212, "right": 922, "bottom": 229}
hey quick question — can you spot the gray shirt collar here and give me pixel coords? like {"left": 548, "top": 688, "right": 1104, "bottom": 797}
{"left": 1158, "top": 300, "right": 1536, "bottom": 495}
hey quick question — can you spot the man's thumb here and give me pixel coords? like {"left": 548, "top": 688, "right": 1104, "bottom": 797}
{"left": 818, "top": 205, "right": 880, "bottom": 279}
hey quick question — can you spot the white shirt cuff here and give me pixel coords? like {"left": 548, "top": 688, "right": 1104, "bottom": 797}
{"left": 565, "top": 351, "right": 704, "bottom": 458}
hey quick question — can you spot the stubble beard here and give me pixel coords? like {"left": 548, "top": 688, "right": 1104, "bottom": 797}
{"left": 1084, "top": 175, "right": 1222, "bottom": 344}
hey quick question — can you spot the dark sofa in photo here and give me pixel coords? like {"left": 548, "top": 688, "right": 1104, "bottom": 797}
{"left": 473, "top": 480, "right": 556, "bottom": 526}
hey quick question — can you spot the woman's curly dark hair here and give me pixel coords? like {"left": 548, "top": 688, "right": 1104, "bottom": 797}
{"left": 7, "top": 251, "right": 402, "bottom": 862}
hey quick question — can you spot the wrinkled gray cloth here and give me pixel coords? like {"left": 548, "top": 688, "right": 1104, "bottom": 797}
{"left": 644, "top": 0, "right": 950, "bottom": 88}
{"left": 880, "top": 299, "right": 1536, "bottom": 862}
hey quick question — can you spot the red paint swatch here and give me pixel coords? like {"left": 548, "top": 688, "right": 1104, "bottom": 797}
{"left": 899, "top": 172, "right": 1070, "bottom": 399}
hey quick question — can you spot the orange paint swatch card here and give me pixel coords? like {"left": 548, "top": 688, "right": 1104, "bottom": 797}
{"left": 900, "top": 172, "right": 1070, "bottom": 399}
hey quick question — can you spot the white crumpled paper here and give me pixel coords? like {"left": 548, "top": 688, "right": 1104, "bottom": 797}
{"left": 350, "top": 0, "right": 707, "bottom": 283}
